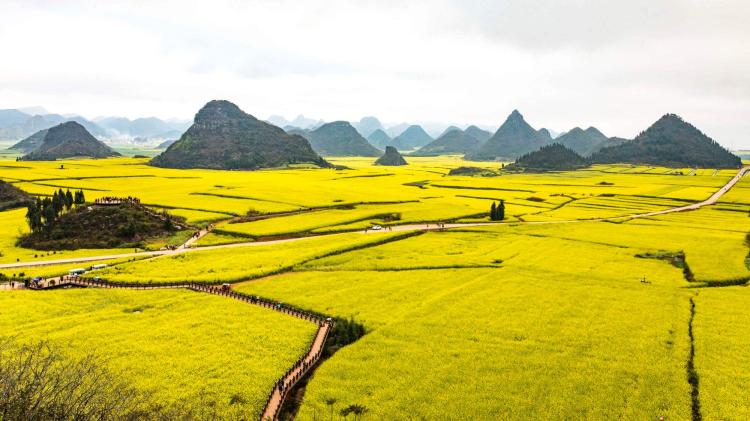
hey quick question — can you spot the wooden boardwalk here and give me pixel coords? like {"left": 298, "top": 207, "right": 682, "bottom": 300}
{"left": 23, "top": 277, "right": 332, "bottom": 421}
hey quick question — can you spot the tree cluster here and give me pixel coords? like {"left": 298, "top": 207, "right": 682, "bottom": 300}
{"left": 25, "top": 189, "right": 85, "bottom": 232}
{"left": 490, "top": 200, "right": 505, "bottom": 221}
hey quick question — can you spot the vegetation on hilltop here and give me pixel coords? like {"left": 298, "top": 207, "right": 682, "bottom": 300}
{"left": 374, "top": 146, "right": 408, "bottom": 166}
{"left": 464, "top": 125, "right": 492, "bottom": 143}
{"left": 447, "top": 166, "right": 498, "bottom": 176}
{"left": 591, "top": 114, "right": 741, "bottom": 168}
{"left": 390, "top": 125, "right": 433, "bottom": 150}
{"left": 467, "top": 110, "right": 551, "bottom": 160}
{"left": 150, "top": 100, "right": 330, "bottom": 170}
{"left": 411, "top": 129, "right": 482, "bottom": 156}
{"left": 303, "top": 121, "right": 382, "bottom": 157}
{"left": 555, "top": 126, "right": 609, "bottom": 156}
{"left": 9, "top": 128, "right": 48, "bottom": 152}
{"left": 19, "top": 122, "right": 120, "bottom": 161}
{"left": 506, "top": 143, "right": 589, "bottom": 172}
{"left": 20, "top": 192, "right": 184, "bottom": 250}
{"left": 366, "top": 128, "right": 392, "bottom": 149}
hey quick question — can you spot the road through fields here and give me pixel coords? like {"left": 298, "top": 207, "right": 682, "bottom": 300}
{"left": 1, "top": 166, "right": 747, "bottom": 270}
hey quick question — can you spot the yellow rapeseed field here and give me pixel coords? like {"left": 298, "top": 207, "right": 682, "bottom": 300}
{"left": 1, "top": 155, "right": 748, "bottom": 419}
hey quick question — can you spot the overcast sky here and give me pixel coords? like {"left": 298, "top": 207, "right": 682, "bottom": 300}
{"left": 1, "top": 0, "right": 748, "bottom": 147}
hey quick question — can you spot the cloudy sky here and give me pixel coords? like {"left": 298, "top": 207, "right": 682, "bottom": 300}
{"left": 1, "top": 0, "right": 748, "bottom": 147}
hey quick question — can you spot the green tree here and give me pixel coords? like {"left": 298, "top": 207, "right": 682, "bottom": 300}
{"left": 52, "top": 190, "right": 64, "bottom": 216}
{"left": 42, "top": 197, "right": 56, "bottom": 229}
{"left": 74, "top": 189, "right": 86, "bottom": 205}
{"left": 498, "top": 200, "right": 505, "bottom": 221}
{"left": 490, "top": 202, "right": 497, "bottom": 220}
{"left": 25, "top": 200, "right": 41, "bottom": 232}
{"left": 64, "top": 189, "right": 74, "bottom": 210}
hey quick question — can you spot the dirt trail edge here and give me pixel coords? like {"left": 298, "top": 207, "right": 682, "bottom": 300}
{"left": 2, "top": 166, "right": 747, "bottom": 270}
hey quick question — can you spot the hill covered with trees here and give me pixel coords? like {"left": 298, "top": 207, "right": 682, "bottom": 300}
{"left": 303, "top": 121, "right": 381, "bottom": 157}
{"left": 411, "top": 129, "right": 482, "bottom": 156}
{"left": 19, "top": 122, "right": 119, "bottom": 161}
{"left": 375, "top": 146, "right": 408, "bottom": 166}
{"left": 150, "top": 100, "right": 330, "bottom": 170}
{"left": 390, "top": 125, "right": 433, "bottom": 150}
{"left": 467, "top": 110, "right": 551, "bottom": 160}
{"left": 20, "top": 191, "right": 185, "bottom": 250}
{"left": 464, "top": 125, "right": 492, "bottom": 143}
{"left": 9, "top": 128, "right": 48, "bottom": 152}
{"left": 590, "top": 114, "right": 741, "bottom": 168}
{"left": 506, "top": 143, "right": 588, "bottom": 172}
{"left": 555, "top": 127, "right": 609, "bottom": 156}
{"left": 367, "top": 129, "right": 392, "bottom": 149}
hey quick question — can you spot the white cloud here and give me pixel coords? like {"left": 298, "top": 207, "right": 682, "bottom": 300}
{"left": 0, "top": 0, "right": 748, "bottom": 148}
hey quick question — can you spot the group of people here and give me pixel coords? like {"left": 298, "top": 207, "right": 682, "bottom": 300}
{"left": 94, "top": 196, "right": 141, "bottom": 205}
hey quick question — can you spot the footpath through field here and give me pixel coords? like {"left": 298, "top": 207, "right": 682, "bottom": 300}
{"left": 11, "top": 276, "right": 331, "bottom": 421}
{"left": 2, "top": 166, "right": 747, "bottom": 270}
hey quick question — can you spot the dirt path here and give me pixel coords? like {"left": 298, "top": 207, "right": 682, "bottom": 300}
{"left": 2, "top": 166, "right": 747, "bottom": 271}
{"left": 180, "top": 226, "right": 212, "bottom": 249}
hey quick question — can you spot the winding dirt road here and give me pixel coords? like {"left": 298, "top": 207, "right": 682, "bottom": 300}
{"left": 1, "top": 166, "right": 746, "bottom": 271}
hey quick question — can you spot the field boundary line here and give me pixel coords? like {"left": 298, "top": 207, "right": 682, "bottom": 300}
{"left": 2, "top": 166, "right": 747, "bottom": 271}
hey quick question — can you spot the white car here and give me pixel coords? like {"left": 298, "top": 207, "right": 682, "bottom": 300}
{"left": 371, "top": 225, "right": 382, "bottom": 230}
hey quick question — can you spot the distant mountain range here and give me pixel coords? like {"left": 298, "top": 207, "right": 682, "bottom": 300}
{"left": 302, "top": 121, "right": 381, "bottom": 157}
{"left": 411, "top": 128, "right": 482, "bottom": 157}
{"left": 94, "top": 116, "right": 189, "bottom": 139}
{"left": 19, "top": 122, "right": 120, "bottom": 161}
{"left": 150, "top": 100, "right": 329, "bottom": 170}
{"left": 390, "top": 125, "right": 433, "bottom": 150}
{"left": 266, "top": 114, "right": 325, "bottom": 130}
{"left": 352, "top": 116, "right": 384, "bottom": 138}
{"left": 555, "top": 127, "right": 611, "bottom": 157}
{"left": 2, "top": 105, "right": 740, "bottom": 169}
{"left": 366, "top": 129, "right": 392, "bottom": 149}
{"left": 0, "top": 108, "right": 189, "bottom": 146}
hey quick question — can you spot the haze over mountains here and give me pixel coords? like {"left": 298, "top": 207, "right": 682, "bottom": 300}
{"left": 390, "top": 125, "right": 433, "bottom": 150}
{"left": 301, "top": 121, "right": 381, "bottom": 157}
{"left": 1, "top": 102, "right": 741, "bottom": 168}
{"left": 366, "top": 129, "right": 392, "bottom": 149}
{"left": 0, "top": 108, "right": 190, "bottom": 147}
{"left": 411, "top": 128, "right": 482, "bottom": 156}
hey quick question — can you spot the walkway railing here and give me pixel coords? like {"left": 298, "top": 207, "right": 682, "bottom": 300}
{"left": 27, "top": 276, "right": 333, "bottom": 421}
